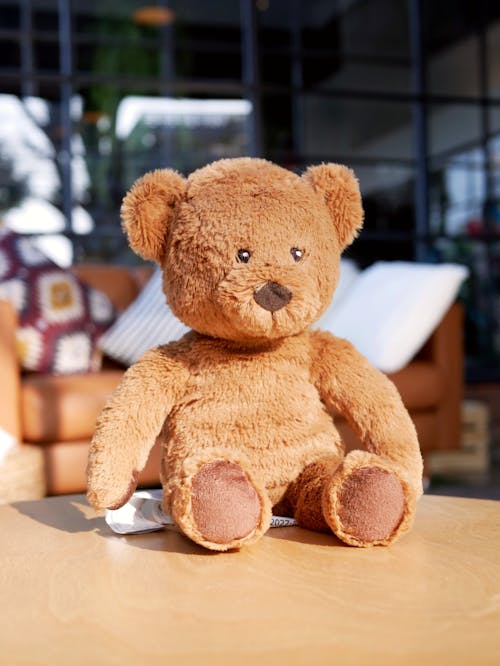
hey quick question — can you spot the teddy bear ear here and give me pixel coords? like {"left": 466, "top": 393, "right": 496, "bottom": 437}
{"left": 121, "top": 169, "right": 187, "bottom": 262}
{"left": 302, "top": 163, "right": 364, "bottom": 250}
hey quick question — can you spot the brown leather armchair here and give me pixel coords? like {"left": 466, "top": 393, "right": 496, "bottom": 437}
{"left": 0, "top": 264, "right": 464, "bottom": 496}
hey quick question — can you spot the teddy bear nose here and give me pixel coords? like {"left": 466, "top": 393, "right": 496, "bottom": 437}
{"left": 254, "top": 281, "right": 292, "bottom": 312}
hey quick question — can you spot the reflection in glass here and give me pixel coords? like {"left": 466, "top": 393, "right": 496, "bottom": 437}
{"left": 429, "top": 149, "right": 486, "bottom": 237}
{"left": 302, "top": 96, "right": 413, "bottom": 162}
{"left": 428, "top": 105, "right": 482, "bottom": 158}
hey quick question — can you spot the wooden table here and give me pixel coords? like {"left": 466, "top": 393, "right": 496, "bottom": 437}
{"left": 1, "top": 494, "right": 499, "bottom": 666}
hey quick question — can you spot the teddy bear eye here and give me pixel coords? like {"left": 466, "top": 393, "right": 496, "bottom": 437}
{"left": 237, "top": 249, "right": 251, "bottom": 263}
{"left": 290, "top": 247, "right": 303, "bottom": 262}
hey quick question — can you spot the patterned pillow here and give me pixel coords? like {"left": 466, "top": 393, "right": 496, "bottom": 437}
{"left": 0, "top": 230, "right": 115, "bottom": 374}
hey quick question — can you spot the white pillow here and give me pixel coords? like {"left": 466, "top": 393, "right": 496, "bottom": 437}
{"left": 99, "top": 268, "right": 190, "bottom": 366}
{"left": 0, "top": 426, "right": 17, "bottom": 464}
{"left": 315, "top": 258, "right": 360, "bottom": 330}
{"left": 316, "top": 261, "right": 468, "bottom": 373}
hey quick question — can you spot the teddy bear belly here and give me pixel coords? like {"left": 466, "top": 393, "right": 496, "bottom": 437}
{"left": 162, "top": 400, "right": 343, "bottom": 504}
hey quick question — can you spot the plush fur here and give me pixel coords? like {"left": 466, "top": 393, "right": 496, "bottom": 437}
{"left": 87, "top": 157, "right": 423, "bottom": 551}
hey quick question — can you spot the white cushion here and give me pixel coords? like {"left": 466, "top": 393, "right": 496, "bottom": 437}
{"left": 99, "top": 268, "right": 190, "bottom": 366}
{"left": 316, "top": 261, "right": 468, "bottom": 373}
{"left": 315, "top": 258, "right": 361, "bottom": 329}
{"left": 0, "top": 427, "right": 17, "bottom": 464}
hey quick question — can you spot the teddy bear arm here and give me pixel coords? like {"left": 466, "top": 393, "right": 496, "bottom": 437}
{"left": 310, "top": 331, "right": 423, "bottom": 492}
{"left": 87, "top": 347, "right": 189, "bottom": 511}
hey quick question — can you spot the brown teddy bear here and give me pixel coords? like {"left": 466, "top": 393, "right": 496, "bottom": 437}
{"left": 87, "top": 157, "right": 423, "bottom": 551}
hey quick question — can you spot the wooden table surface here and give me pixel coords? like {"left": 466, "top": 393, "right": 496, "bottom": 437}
{"left": 1, "top": 493, "right": 499, "bottom": 666}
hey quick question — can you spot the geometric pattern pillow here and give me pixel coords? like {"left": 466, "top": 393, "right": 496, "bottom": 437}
{"left": 0, "top": 229, "right": 115, "bottom": 375}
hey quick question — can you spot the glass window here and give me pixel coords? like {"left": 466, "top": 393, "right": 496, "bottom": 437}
{"left": 74, "top": 2, "right": 164, "bottom": 83}
{"left": 0, "top": 95, "right": 62, "bottom": 215}
{"left": 351, "top": 164, "right": 417, "bottom": 264}
{"left": 490, "top": 106, "right": 500, "bottom": 141}
{"left": 429, "top": 149, "right": 486, "bottom": 236}
{"left": 261, "top": 93, "right": 293, "bottom": 157}
{"left": 486, "top": 6, "right": 500, "bottom": 99}
{"left": 0, "top": 2, "right": 21, "bottom": 82}
{"left": 428, "top": 104, "right": 482, "bottom": 157}
{"left": 424, "top": 0, "right": 481, "bottom": 99}
{"left": 302, "top": 96, "right": 414, "bottom": 162}
{"left": 426, "top": 36, "right": 481, "bottom": 99}
{"left": 488, "top": 130, "right": 500, "bottom": 210}
{"left": 32, "top": 0, "right": 60, "bottom": 73}
{"left": 0, "top": 39, "right": 20, "bottom": 70}
{"left": 258, "top": 0, "right": 412, "bottom": 94}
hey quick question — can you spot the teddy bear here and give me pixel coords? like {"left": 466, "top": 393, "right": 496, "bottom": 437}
{"left": 87, "top": 157, "right": 423, "bottom": 551}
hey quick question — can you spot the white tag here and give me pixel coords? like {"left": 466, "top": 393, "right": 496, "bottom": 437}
{"left": 105, "top": 489, "right": 297, "bottom": 535}
{"left": 0, "top": 427, "right": 17, "bottom": 464}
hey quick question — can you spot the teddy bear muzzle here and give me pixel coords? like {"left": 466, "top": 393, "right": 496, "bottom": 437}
{"left": 253, "top": 281, "right": 292, "bottom": 312}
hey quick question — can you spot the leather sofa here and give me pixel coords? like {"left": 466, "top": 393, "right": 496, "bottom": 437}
{"left": 0, "top": 264, "right": 464, "bottom": 496}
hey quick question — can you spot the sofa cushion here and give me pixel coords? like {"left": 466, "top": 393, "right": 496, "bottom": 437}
{"left": 0, "top": 231, "right": 115, "bottom": 374}
{"left": 42, "top": 438, "right": 162, "bottom": 496}
{"left": 21, "top": 370, "right": 123, "bottom": 443}
{"left": 387, "top": 361, "right": 444, "bottom": 410}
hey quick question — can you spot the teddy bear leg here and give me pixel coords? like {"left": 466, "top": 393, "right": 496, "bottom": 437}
{"left": 322, "top": 450, "right": 418, "bottom": 547}
{"left": 277, "top": 455, "right": 343, "bottom": 533}
{"left": 170, "top": 457, "right": 272, "bottom": 551}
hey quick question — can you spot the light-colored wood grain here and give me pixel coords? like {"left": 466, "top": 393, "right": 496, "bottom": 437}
{"left": 1, "top": 494, "right": 499, "bottom": 666}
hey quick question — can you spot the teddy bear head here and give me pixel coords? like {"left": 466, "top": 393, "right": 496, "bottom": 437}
{"left": 121, "top": 158, "right": 363, "bottom": 344}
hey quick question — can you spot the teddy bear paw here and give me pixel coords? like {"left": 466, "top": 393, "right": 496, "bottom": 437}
{"left": 191, "top": 460, "right": 262, "bottom": 545}
{"left": 174, "top": 460, "right": 271, "bottom": 550}
{"left": 324, "top": 466, "right": 407, "bottom": 546}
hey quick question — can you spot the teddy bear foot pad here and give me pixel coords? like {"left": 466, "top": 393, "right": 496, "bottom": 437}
{"left": 325, "top": 466, "right": 406, "bottom": 546}
{"left": 191, "top": 460, "right": 261, "bottom": 544}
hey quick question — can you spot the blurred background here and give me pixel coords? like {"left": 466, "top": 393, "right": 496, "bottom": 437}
{"left": 0, "top": 0, "right": 499, "bottom": 497}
